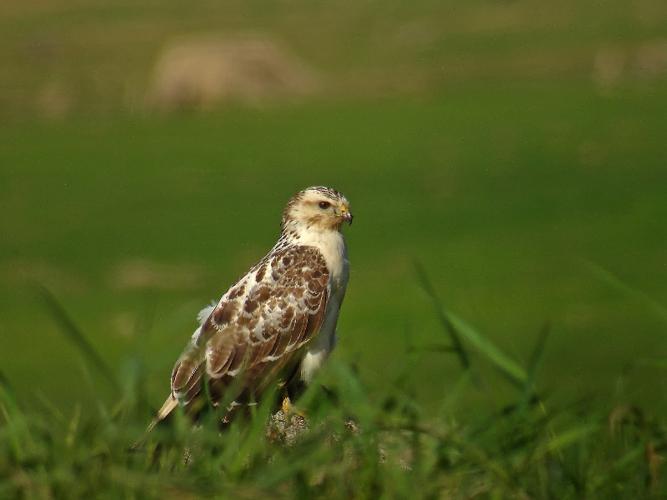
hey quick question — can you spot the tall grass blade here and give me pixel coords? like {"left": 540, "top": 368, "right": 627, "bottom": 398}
{"left": 37, "top": 285, "right": 121, "bottom": 396}
{"left": 446, "top": 310, "right": 527, "bottom": 387}
{"left": 0, "top": 372, "right": 32, "bottom": 461}
{"left": 414, "top": 261, "right": 527, "bottom": 386}
{"left": 0, "top": 370, "right": 16, "bottom": 401}
{"left": 534, "top": 423, "right": 599, "bottom": 460}
{"left": 583, "top": 260, "right": 667, "bottom": 325}
{"left": 522, "top": 323, "right": 550, "bottom": 404}
{"left": 413, "top": 260, "right": 470, "bottom": 371}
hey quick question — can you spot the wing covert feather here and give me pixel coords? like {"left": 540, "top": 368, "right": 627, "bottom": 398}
{"left": 170, "top": 245, "right": 330, "bottom": 407}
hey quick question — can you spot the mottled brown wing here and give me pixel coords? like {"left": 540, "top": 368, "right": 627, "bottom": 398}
{"left": 170, "top": 245, "right": 329, "bottom": 409}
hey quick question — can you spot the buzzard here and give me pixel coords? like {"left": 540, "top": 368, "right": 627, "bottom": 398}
{"left": 154, "top": 186, "right": 352, "bottom": 425}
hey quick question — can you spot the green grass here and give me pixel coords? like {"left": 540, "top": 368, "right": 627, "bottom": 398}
{"left": 2, "top": 0, "right": 667, "bottom": 118}
{"left": 2, "top": 83, "right": 666, "bottom": 414}
{"left": 2, "top": 83, "right": 667, "bottom": 495}
{"left": 1, "top": 315, "right": 665, "bottom": 497}
{"left": 2, "top": 0, "right": 667, "bottom": 494}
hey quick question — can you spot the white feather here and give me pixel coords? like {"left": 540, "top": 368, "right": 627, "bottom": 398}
{"left": 295, "top": 227, "right": 349, "bottom": 384}
{"left": 196, "top": 302, "right": 216, "bottom": 325}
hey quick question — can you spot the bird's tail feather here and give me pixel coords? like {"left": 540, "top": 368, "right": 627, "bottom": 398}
{"left": 150, "top": 394, "right": 179, "bottom": 429}
{"left": 130, "top": 394, "right": 179, "bottom": 451}
{"left": 157, "top": 394, "right": 179, "bottom": 421}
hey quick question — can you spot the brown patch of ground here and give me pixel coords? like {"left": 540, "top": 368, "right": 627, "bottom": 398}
{"left": 0, "top": 259, "right": 88, "bottom": 292}
{"left": 593, "top": 39, "right": 667, "bottom": 91}
{"left": 147, "top": 33, "right": 319, "bottom": 112}
{"left": 109, "top": 258, "right": 203, "bottom": 291}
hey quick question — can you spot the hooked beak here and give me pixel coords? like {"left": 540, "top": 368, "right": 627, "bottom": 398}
{"left": 339, "top": 207, "right": 353, "bottom": 225}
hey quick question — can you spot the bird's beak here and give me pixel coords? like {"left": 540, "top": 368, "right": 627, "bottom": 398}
{"left": 340, "top": 207, "right": 353, "bottom": 225}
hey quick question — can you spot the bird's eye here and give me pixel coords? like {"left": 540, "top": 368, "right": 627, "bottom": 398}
{"left": 318, "top": 201, "right": 331, "bottom": 209}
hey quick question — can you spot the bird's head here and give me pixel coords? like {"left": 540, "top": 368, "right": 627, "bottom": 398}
{"left": 281, "top": 186, "right": 353, "bottom": 234}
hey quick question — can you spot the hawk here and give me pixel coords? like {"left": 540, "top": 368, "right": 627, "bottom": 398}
{"left": 154, "top": 186, "right": 352, "bottom": 425}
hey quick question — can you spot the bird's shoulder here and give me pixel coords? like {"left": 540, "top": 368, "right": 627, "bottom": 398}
{"left": 216, "top": 242, "right": 330, "bottom": 323}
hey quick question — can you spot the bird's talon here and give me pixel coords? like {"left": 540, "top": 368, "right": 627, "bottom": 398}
{"left": 281, "top": 395, "right": 292, "bottom": 415}
{"left": 281, "top": 395, "right": 307, "bottom": 417}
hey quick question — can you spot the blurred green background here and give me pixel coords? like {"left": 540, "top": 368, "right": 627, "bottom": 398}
{"left": 1, "top": 0, "right": 666, "bottom": 417}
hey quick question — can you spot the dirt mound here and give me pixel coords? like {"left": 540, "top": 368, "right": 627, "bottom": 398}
{"left": 147, "top": 34, "right": 318, "bottom": 111}
{"left": 593, "top": 39, "right": 667, "bottom": 91}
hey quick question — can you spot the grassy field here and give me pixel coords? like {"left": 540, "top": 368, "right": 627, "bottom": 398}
{"left": 2, "top": 84, "right": 667, "bottom": 496}
{"left": 3, "top": 83, "right": 666, "bottom": 410}
{"left": 2, "top": 0, "right": 667, "bottom": 497}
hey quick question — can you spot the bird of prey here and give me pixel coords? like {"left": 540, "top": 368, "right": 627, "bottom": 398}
{"left": 153, "top": 186, "right": 352, "bottom": 425}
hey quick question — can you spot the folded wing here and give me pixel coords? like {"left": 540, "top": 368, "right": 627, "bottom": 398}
{"left": 170, "top": 245, "right": 330, "bottom": 411}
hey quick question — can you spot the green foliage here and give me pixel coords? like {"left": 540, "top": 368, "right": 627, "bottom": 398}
{"left": 1, "top": 287, "right": 665, "bottom": 498}
{"left": 1, "top": 1, "right": 667, "bottom": 495}
{"left": 2, "top": 86, "right": 667, "bottom": 416}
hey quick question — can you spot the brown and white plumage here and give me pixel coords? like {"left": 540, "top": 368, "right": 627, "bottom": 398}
{"left": 155, "top": 186, "right": 352, "bottom": 424}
